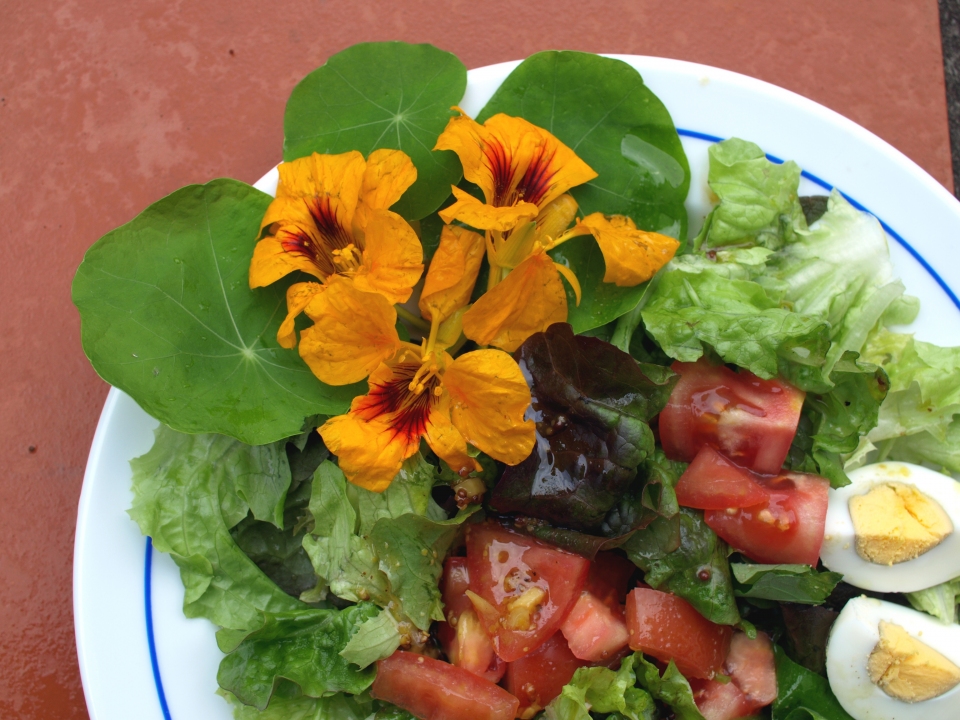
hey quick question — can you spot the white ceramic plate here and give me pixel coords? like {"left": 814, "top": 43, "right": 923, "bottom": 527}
{"left": 74, "top": 56, "right": 960, "bottom": 720}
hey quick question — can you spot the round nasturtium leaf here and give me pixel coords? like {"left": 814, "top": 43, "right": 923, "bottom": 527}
{"left": 73, "top": 179, "right": 363, "bottom": 445}
{"left": 477, "top": 51, "right": 691, "bottom": 333}
{"left": 283, "top": 41, "right": 467, "bottom": 222}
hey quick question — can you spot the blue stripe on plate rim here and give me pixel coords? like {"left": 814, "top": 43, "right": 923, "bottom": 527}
{"left": 141, "top": 127, "right": 960, "bottom": 720}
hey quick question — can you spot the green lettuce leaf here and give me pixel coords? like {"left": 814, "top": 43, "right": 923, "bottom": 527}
{"left": 231, "top": 472, "right": 319, "bottom": 600}
{"left": 772, "top": 645, "right": 854, "bottom": 720}
{"left": 73, "top": 179, "right": 361, "bottom": 445}
{"left": 284, "top": 42, "right": 467, "bottom": 220}
{"left": 732, "top": 564, "right": 843, "bottom": 604}
{"left": 694, "top": 138, "right": 804, "bottom": 251}
{"left": 779, "top": 604, "right": 839, "bottom": 676}
{"left": 640, "top": 255, "right": 830, "bottom": 382}
{"left": 219, "top": 688, "right": 378, "bottom": 720}
{"left": 787, "top": 353, "right": 888, "bottom": 488}
{"left": 490, "top": 323, "right": 676, "bottom": 531}
{"left": 545, "top": 654, "right": 656, "bottom": 720}
{"left": 477, "top": 51, "right": 689, "bottom": 332}
{"left": 758, "top": 191, "right": 910, "bottom": 376}
{"left": 339, "top": 608, "right": 403, "bottom": 669}
{"left": 863, "top": 329, "right": 960, "bottom": 443}
{"left": 633, "top": 655, "right": 706, "bottom": 720}
{"left": 906, "top": 576, "right": 960, "bottom": 624}
{"left": 217, "top": 602, "right": 379, "bottom": 710}
{"left": 623, "top": 508, "right": 740, "bottom": 625}
{"left": 885, "top": 419, "right": 960, "bottom": 473}
{"left": 129, "top": 426, "right": 304, "bottom": 631}
{"left": 303, "top": 460, "right": 476, "bottom": 633}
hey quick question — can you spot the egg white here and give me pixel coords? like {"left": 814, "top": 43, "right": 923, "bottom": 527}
{"left": 826, "top": 597, "right": 960, "bottom": 720}
{"left": 819, "top": 462, "right": 960, "bottom": 592}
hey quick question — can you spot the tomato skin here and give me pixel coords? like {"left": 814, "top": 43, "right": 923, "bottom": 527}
{"left": 465, "top": 521, "right": 590, "bottom": 662}
{"left": 675, "top": 445, "right": 768, "bottom": 510}
{"left": 625, "top": 587, "right": 732, "bottom": 678}
{"left": 703, "top": 471, "right": 829, "bottom": 565}
{"left": 560, "top": 591, "right": 630, "bottom": 662}
{"left": 725, "top": 631, "right": 777, "bottom": 707}
{"left": 690, "top": 678, "right": 754, "bottom": 720}
{"left": 659, "top": 359, "right": 804, "bottom": 475}
{"left": 503, "top": 632, "right": 590, "bottom": 719}
{"left": 372, "top": 651, "right": 519, "bottom": 720}
{"left": 438, "top": 557, "right": 505, "bottom": 682}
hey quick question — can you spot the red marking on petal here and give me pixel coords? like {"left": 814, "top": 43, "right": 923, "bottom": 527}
{"left": 306, "top": 196, "right": 357, "bottom": 251}
{"left": 278, "top": 226, "right": 336, "bottom": 276}
{"left": 517, "top": 145, "right": 558, "bottom": 207}
{"left": 355, "top": 363, "right": 440, "bottom": 446}
{"left": 484, "top": 139, "right": 513, "bottom": 207}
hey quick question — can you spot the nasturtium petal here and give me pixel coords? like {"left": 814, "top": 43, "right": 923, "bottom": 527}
{"left": 425, "top": 394, "right": 480, "bottom": 477}
{"left": 352, "top": 208, "right": 424, "bottom": 304}
{"left": 277, "top": 282, "right": 325, "bottom": 348}
{"left": 249, "top": 227, "right": 323, "bottom": 288}
{"left": 438, "top": 185, "right": 539, "bottom": 231}
{"left": 578, "top": 212, "right": 679, "bottom": 286}
{"left": 419, "top": 224, "right": 485, "bottom": 322}
{"left": 298, "top": 278, "right": 401, "bottom": 385}
{"left": 477, "top": 51, "right": 689, "bottom": 237}
{"left": 275, "top": 151, "right": 366, "bottom": 212}
{"left": 319, "top": 411, "right": 413, "bottom": 493}
{"left": 462, "top": 249, "right": 568, "bottom": 352}
{"left": 443, "top": 349, "right": 536, "bottom": 466}
{"left": 435, "top": 111, "right": 597, "bottom": 211}
{"left": 284, "top": 42, "right": 467, "bottom": 221}
{"left": 72, "top": 179, "right": 361, "bottom": 444}
{"left": 360, "top": 148, "right": 418, "bottom": 211}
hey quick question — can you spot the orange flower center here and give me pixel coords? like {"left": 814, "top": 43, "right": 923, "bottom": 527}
{"left": 278, "top": 195, "right": 363, "bottom": 279}
{"left": 487, "top": 141, "right": 558, "bottom": 208}
{"left": 354, "top": 361, "right": 442, "bottom": 444}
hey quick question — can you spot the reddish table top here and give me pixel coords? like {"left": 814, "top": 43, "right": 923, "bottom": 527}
{"left": 0, "top": 1, "right": 951, "bottom": 716}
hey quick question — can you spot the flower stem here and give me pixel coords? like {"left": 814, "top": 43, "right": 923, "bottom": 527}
{"left": 395, "top": 305, "right": 431, "bottom": 334}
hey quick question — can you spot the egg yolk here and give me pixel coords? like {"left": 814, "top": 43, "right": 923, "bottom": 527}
{"left": 867, "top": 621, "right": 960, "bottom": 702}
{"left": 849, "top": 482, "right": 952, "bottom": 565}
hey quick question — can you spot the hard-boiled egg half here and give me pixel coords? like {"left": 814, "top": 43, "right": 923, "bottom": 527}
{"left": 827, "top": 597, "right": 960, "bottom": 719}
{"left": 819, "top": 461, "right": 960, "bottom": 592}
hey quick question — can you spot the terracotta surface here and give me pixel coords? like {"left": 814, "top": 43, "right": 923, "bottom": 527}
{"left": 0, "top": 0, "right": 951, "bottom": 717}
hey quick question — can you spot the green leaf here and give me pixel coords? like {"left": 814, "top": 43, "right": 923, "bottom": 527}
{"left": 303, "top": 460, "right": 475, "bottom": 632}
{"left": 787, "top": 353, "right": 888, "bottom": 488}
{"left": 641, "top": 255, "right": 830, "bottom": 381}
{"left": 545, "top": 654, "right": 656, "bottom": 720}
{"left": 477, "top": 51, "right": 689, "bottom": 332}
{"left": 732, "top": 564, "right": 843, "bottom": 604}
{"left": 72, "top": 179, "right": 361, "bottom": 444}
{"left": 633, "top": 656, "right": 706, "bottom": 720}
{"left": 129, "top": 426, "right": 303, "bottom": 631}
{"left": 491, "top": 324, "right": 676, "bottom": 531}
{"left": 352, "top": 453, "right": 439, "bottom": 536}
{"left": 772, "top": 645, "right": 855, "bottom": 720}
{"left": 694, "top": 138, "right": 804, "bottom": 252}
{"left": 906, "top": 576, "right": 960, "bottom": 624}
{"left": 217, "top": 603, "right": 379, "bottom": 710}
{"left": 219, "top": 688, "right": 378, "bottom": 720}
{"left": 283, "top": 42, "right": 466, "bottom": 220}
{"left": 231, "top": 475, "right": 319, "bottom": 600}
{"left": 339, "top": 608, "right": 403, "bottom": 669}
{"left": 623, "top": 508, "right": 740, "bottom": 625}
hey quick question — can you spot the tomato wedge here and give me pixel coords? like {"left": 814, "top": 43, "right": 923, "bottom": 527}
{"left": 659, "top": 359, "right": 804, "bottom": 475}
{"left": 690, "top": 679, "right": 754, "bottom": 720}
{"left": 725, "top": 631, "right": 777, "bottom": 707}
{"left": 560, "top": 590, "right": 629, "bottom": 662}
{"left": 437, "top": 557, "right": 505, "bottom": 682}
{"left": 675, "top": 445, "right": 768, "bottom": 509}
{"left": 503, "top": 632, "right": 589, "bottom": 719}
{"left": 372, "top": 651, "right": 519, "bottom": 720}
{"left": 703, "top": 470, "right": 829, "bottom": 566}
{"left": 465, "top": 521, "right": 590, "bottom": 662}
{"left": 625, "top": 587, "right": 732, "bottom": 678}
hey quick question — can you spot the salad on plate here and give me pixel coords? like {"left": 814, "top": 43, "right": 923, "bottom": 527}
{"left": 72, "top": 42, "right": 960, "bottom": 720}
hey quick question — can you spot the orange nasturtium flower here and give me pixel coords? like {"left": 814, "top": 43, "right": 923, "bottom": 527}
{"left": 248, "top": 149, "right": 423, "bottom": 354}
{"left": 434, "top": 110, "right": 681, "bottom": 351}
{"left": 314, "top": 230, "right": 535, "bottom": 491}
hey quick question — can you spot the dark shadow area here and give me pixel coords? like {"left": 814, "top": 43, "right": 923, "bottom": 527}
{"left": 940, "top": 0, "right": 960, "bottom": 195}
